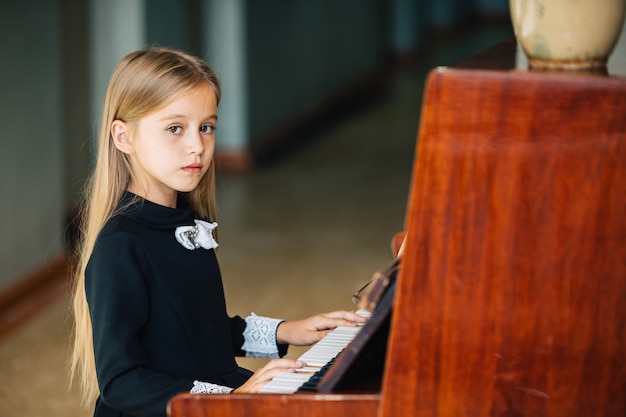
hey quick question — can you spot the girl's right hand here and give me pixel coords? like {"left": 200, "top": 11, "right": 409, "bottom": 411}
{"left": 232, "top": 358, "right": 306, "bottom": 393}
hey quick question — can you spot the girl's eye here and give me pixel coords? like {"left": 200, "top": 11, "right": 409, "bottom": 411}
{"left": 168, "top": 126, "right": 182, "bottom": 134}
{"left": 200, "top": 124, "right": 215, "bottom": 134}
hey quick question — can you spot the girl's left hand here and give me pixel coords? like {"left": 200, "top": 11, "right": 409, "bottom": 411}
{"left": 276, "top": 310, "right": 367, "bottom": 346}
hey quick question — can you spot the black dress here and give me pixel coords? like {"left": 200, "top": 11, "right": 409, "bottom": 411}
{"left": 85, "top": 192, "right": 266, "bottom": 417}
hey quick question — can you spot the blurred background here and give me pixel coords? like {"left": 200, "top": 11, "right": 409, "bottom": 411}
{"left": 0, "top": 0, "right": 514, "bottom": 290}
{"left": 0, "top": 0, "right": 520, "bottom": 415}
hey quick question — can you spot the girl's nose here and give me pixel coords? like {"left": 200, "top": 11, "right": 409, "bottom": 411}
{"left": 188, "top": 131, "right": 204, "bottom": 155}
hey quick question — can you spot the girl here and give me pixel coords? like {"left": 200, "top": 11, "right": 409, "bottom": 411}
{"left": 70, "top": 47, "right": 365, "bottom": 417}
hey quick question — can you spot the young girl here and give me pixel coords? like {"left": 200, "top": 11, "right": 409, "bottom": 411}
{"left": 70, "top": 47, "right": 365, "bottom": 417}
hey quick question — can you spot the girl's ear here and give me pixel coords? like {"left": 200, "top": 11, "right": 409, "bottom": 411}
{"left": 111, "top": 120, "right": 133, "bottom": 154}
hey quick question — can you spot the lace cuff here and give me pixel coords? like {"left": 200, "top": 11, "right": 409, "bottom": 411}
{"left": 190, "top": 380, "right": 234, "bottom": 394}
{"left": 241, "top": 313, "right": 284, "bottom": 358}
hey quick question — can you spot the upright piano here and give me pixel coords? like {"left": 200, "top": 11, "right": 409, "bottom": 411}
{"left": 169, "top": 39, "right": 626, "bottom": 417}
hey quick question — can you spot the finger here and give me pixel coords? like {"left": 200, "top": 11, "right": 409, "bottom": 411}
{"left": 262, "top": 358, "right": 306, "bottom": 371}
{"left": 313, "top": 329, "right": 331, "bottom": 340}
{"left": 322, "top": 310, "right": 368, "bottom": 323}
{"left": 339, "top": 311, "right": 369, "bottom": 323}
{"left": 320, "top": 310, "right": 348, "bottom": 319}
{"left": 237, "top": 360, "right": 307, "bottom": 393}
{"left": 315, "top": 313, "right": 366, "bottom": 329}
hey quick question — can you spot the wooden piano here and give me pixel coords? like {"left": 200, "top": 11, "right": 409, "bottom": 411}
{"left": 169, "top": 39, "right": 626, "bottom": 417}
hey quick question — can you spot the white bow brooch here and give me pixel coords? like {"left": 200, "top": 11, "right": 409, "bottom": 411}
{"left": 175, "top": 220, "right": 218, "bottom": 250}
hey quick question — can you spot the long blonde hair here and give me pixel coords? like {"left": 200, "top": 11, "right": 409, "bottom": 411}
{"left": 70, "top": 47, "right": 222, "bottom": 405}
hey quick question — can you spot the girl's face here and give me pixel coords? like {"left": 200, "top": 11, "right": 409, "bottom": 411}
{"left": 112, "top": 84, "right": 218, "bottom": 208}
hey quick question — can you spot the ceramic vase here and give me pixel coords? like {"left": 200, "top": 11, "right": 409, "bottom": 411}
{"left": 510, "top": 0, "right": 626, "bottom": 70}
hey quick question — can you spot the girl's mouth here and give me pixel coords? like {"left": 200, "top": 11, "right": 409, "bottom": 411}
{"left": 182, "top": 163, "right": 203, "bottom": 173}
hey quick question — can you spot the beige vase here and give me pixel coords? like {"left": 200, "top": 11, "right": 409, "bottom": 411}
{"left": 510, "top": 0, "right": 626, "bottom": 70}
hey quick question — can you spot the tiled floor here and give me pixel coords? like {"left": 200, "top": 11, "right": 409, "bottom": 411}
{"left": 0, "top": 24, "right": 513, "bottom": 417}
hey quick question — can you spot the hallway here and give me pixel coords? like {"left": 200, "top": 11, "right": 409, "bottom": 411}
{"left": 0, "top": 24, "right": 513, "bottom": 417}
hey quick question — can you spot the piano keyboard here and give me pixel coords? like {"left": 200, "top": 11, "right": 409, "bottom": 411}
{"left": 259, "top": 310, "right": 370, "bottom": 394}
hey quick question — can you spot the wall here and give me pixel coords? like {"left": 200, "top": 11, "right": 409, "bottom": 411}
{"left": 90, "top": 0, "right": 145, "bottom": 134}
{"left": 245, "top": 0, "right": 385, "bottom": 147}
{"left": 0, "top": 0, "right": 64, "bottom": 290}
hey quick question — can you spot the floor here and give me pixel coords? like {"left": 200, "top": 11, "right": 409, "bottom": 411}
{"left": 0, "top": 25, "right": 512, "bottom": 417}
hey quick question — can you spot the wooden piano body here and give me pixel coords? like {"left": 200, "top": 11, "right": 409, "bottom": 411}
{"left": 169, "top": 40, "right": 626, "bottom": 417}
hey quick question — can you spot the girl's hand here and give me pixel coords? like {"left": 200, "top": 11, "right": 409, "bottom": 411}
{"left": 276, "top": 310, "right": 367, "bottom": 346}
{"left": 232, "top": 358, "right": 306, "bottom": 393}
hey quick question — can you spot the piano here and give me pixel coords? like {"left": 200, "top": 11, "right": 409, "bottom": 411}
{"left": 169, "top": 39, "right": 626, "bottom": 417}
